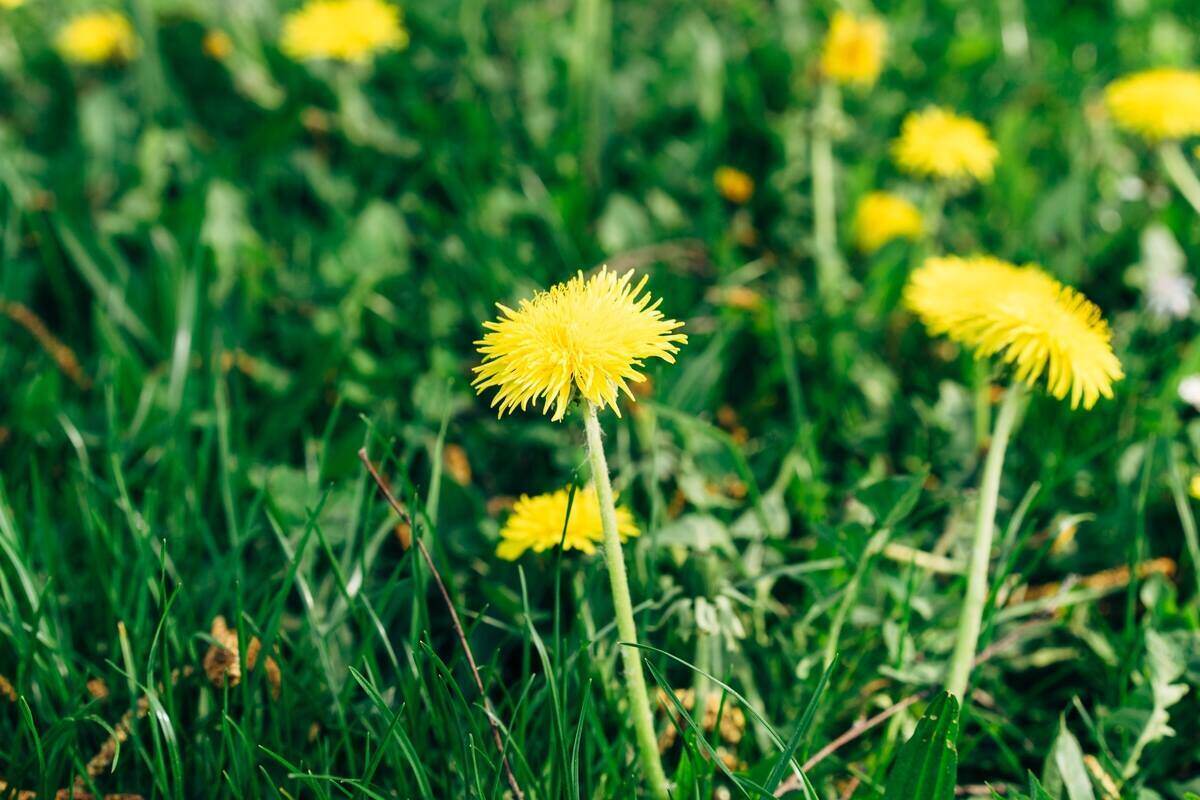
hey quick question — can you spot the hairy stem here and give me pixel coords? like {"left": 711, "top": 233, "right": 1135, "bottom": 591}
{"left": 945, "top": 383, "right": 1023, "bottom": 703}
{"left": 812, "top": 82, "right": 846, "bottom": 307}
{"left": 582, "top": 402, "right": 671, "bottom": 800}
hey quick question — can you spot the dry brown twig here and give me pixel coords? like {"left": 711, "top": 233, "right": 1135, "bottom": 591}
{"left": 0, "top": 300, "right": 91, "bottom": 389}
{"left": 358, "top": 447, "right": 525, "bottom": 800}
{"left": 772, "top": 615, "right": 1057, "bottom": 797}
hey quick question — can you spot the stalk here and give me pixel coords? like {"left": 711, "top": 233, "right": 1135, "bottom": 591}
{"left": 945, "top": 383, "right": 1023, "bottom": 702}
{"left": 812, "top": 82, "right": 846, "bottom": 308}
{"left": 582, "top": 402, "right": 671, "bottom": 800}
{"left": 1159, "top": 141, "right": 1200, "bottom": 216}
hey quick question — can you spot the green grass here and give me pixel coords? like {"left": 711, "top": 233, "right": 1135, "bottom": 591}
{"left": 2, "top": 0, "right": 1200, "bottom": 797}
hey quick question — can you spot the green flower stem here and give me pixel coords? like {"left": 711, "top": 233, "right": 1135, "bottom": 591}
{"left": 945, "top": 383, "right": 1023, "bottom": 703}
{"left": 973, "top": 360, "right": 991, "bottom": 451}
{"left": 1159, "top": 141, "right": 1200, "bottom": 216}
{"left": 813, "top": 82, "right": 846, "bottom": 308}
{"left": 583, "top": 402, "right": 671, "bottom": 800}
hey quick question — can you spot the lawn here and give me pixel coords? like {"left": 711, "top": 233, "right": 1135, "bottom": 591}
{"left": 1, "top": 0, "right": 1200, "bottom": 798}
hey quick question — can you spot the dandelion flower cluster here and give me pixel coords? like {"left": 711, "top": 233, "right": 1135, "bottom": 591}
{"left": 714, "top": 167, "right": 754, "bottom": 204}
{"left": 56, "top": 12, "right": 138, "bottom": 65}
{"left": 496, "top": 486, "right": 639, "bottom": 560}
{"left": 1104, "top": 68, "right": 1200, "bottom": 141}
{"left": 904, "top": 256, "right": 1123, "bottom": 409}
{"left": 281, "top": 0, "right": 408, "bottom": 62}
{"left": 853, "top": 191, "right": 923, "bottom": 252}
{"left": 473, "top": 267, "right": 687, "bottom": 421}
{"left": 820, "top": 11, "right": 887, "bottom": 86}
{"left": 893, "top": 108, "right": 999, "bottom": 183}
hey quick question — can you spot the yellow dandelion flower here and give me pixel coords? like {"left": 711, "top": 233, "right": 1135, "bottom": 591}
{"left": 714, "top": 166, "right": 754, "bottom": 204}
{"left": 1, "top": 0, "right": 26, "bottom": 9}
{"left": 853, "top": 191, "right": 923, "bottom": 253}
{"left": 1104, "top": 68, "right": 1200, "bottom": 141}
{"left": 904, "top": 256, "right": 1123, "bottom": 409}
{"left": 473, "top": 267, "right": 687, "bottom": 421}
{"left": 893, "top": 107, "right": 999, "bottom": 183}
{"left": 56, "top": 11, "right": 138, "bottom": 65}
{"left": 820, "top": 10, "right": 886, "bottom": 86}
{"left": 203, "top": 30, "right": 233, "bottom": 61}
{"left": 280, "top": 0, "right": 408, "bottom": 62}
{"left": 1190, "top": 473, "right": 1200, "bottom": 501}
{"left": 497, "top": 486, "right": 640, "bottom": 561}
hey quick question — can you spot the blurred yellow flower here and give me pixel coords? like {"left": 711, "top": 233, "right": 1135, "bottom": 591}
{"left": 853, "top": 191, "right": 923, "bottom": 252}
{"left": 893, "top": 107, "right": 998, "bottom": 183}
{"left": 820, "top": 11, "right": 886, "bottom": 86}
{"left": 1, "top": 0, "right": 26, "bottom": 9}
{"left": 281, "top": 0, "right": 408, "bottom": 62}
{"left": 56, "top": 11, "right": 138, "bottom": 64}
{"left": 1104, "top": 68, "right": 1200, "bottom": 141}
{"left": 497, "top": 486, "right": 639, "bottom": 560}
{"left": 474, "top": 267, "right": 686, "bottom": 421}
{"left": 905, "top": 256, "right": 1123, "bottom": 409}
{"left": 1190, "top": 473, "right": 1200, "bottom": 500}
{"left": 203, "top": 30, "right": 233, "bottom": 60}
{"left": 714, "top": 166, "right": 754, "bottom": 204}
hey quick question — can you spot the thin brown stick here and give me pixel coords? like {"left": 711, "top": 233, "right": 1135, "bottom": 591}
{"left": 802, "top": 693, "right": 924, "bottom": 777}
{"left": 0, "top": 301, "right": 90, "bottom": 389}
{"left": 774, "top": 616, "right": 1050, "bottom": 796}
{"left": 358, "top": 448, "right": 525, "bottom": 800}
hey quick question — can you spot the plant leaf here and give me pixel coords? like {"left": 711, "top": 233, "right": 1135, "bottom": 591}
{"left": 883, "top": 692, "right": 959, "bottom": 800}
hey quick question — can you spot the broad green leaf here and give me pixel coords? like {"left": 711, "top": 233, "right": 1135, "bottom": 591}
{"left": 883, "top": 692, "right": 959, "bottom": 800}
{"left": 857, "top": 470, "right": 928, "bottom": 530}
{"left": 1042, "top": 718, "right": 1095, "bottom": 800}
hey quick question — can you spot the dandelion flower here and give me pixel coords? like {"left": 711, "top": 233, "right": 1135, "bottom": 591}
{"left": 496, "top": 486, "right": 639, "bottom": 560}
{"left": 203, "top": 30, "right": 233, "bottom": 61}
{"left": 714, "top": 167, "right": 754, "bottom": 204}
{"left": 281, "top": 0, "right": 408, "bottom": 63}
{"left": 893, "top": 108, "right": 998, "bottom": 183}
{"left": 1, "top": 0, "right": 26, "bottom": 9}
{"left": 904, "top": 256, "right": 1123, "bottom": 409}
{"left": 853, "top": 191, "right": 923, "bottom": 252}
{"left": 1191, "top": 473, "right": 1200, "bottom": 501}
{"left": 820, "top": 11, "right": 886, "bottom": 86}
{"left": 473, "top": 267, "right": 687, "bottom": 421}
{"left": 56, "top": 11, "right": 138, "bottom": 65}
{"left": 1137, "top": 224, "right": 1193, "bottom": 320}
{"left": 1104, "top": 68, "right": 1200, "bottom": 141}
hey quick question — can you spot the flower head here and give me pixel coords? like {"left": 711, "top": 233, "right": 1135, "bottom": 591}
{"left": 893, "top": 108, "right": 998, "bottom": 183}
{"left": 853, "top": 191, "right": 923, "bottom": 252}
{"left": 203, "top": 30, "right": 233, "bottom": 60}
{"left": 473, "top": 267, "right": 687, "bottom": 421}
{"left": 1104, "top": 68, "right": 1200, "bottom": 141}
{"left": 820, "top": 11, "right": 886, "bottom": 86}
{"left": 497, "top": 486, "right": 639, "bottom": 560}
{"left": 904, "top": 256, "right": 1123, "bottom": 409}
{"left": 56, "top": 12, "right": 138, "bottom": 64}
{"left": 1137, "top": 224, "right": 1194, "bottom": 320}
{"left": 714, "top": 167, "right": 754, "bottom": 204}
{"left": 281, "top": 0, "right": 408, "bottom": 62}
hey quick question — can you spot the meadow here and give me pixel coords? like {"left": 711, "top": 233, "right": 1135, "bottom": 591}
{"left": 1, "top": 0, "right": 1200, "bottom": 797}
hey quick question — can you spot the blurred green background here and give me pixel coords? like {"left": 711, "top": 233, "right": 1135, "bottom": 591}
{"left": 2, "top": 0, "right": 1200, "bottom": 797}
